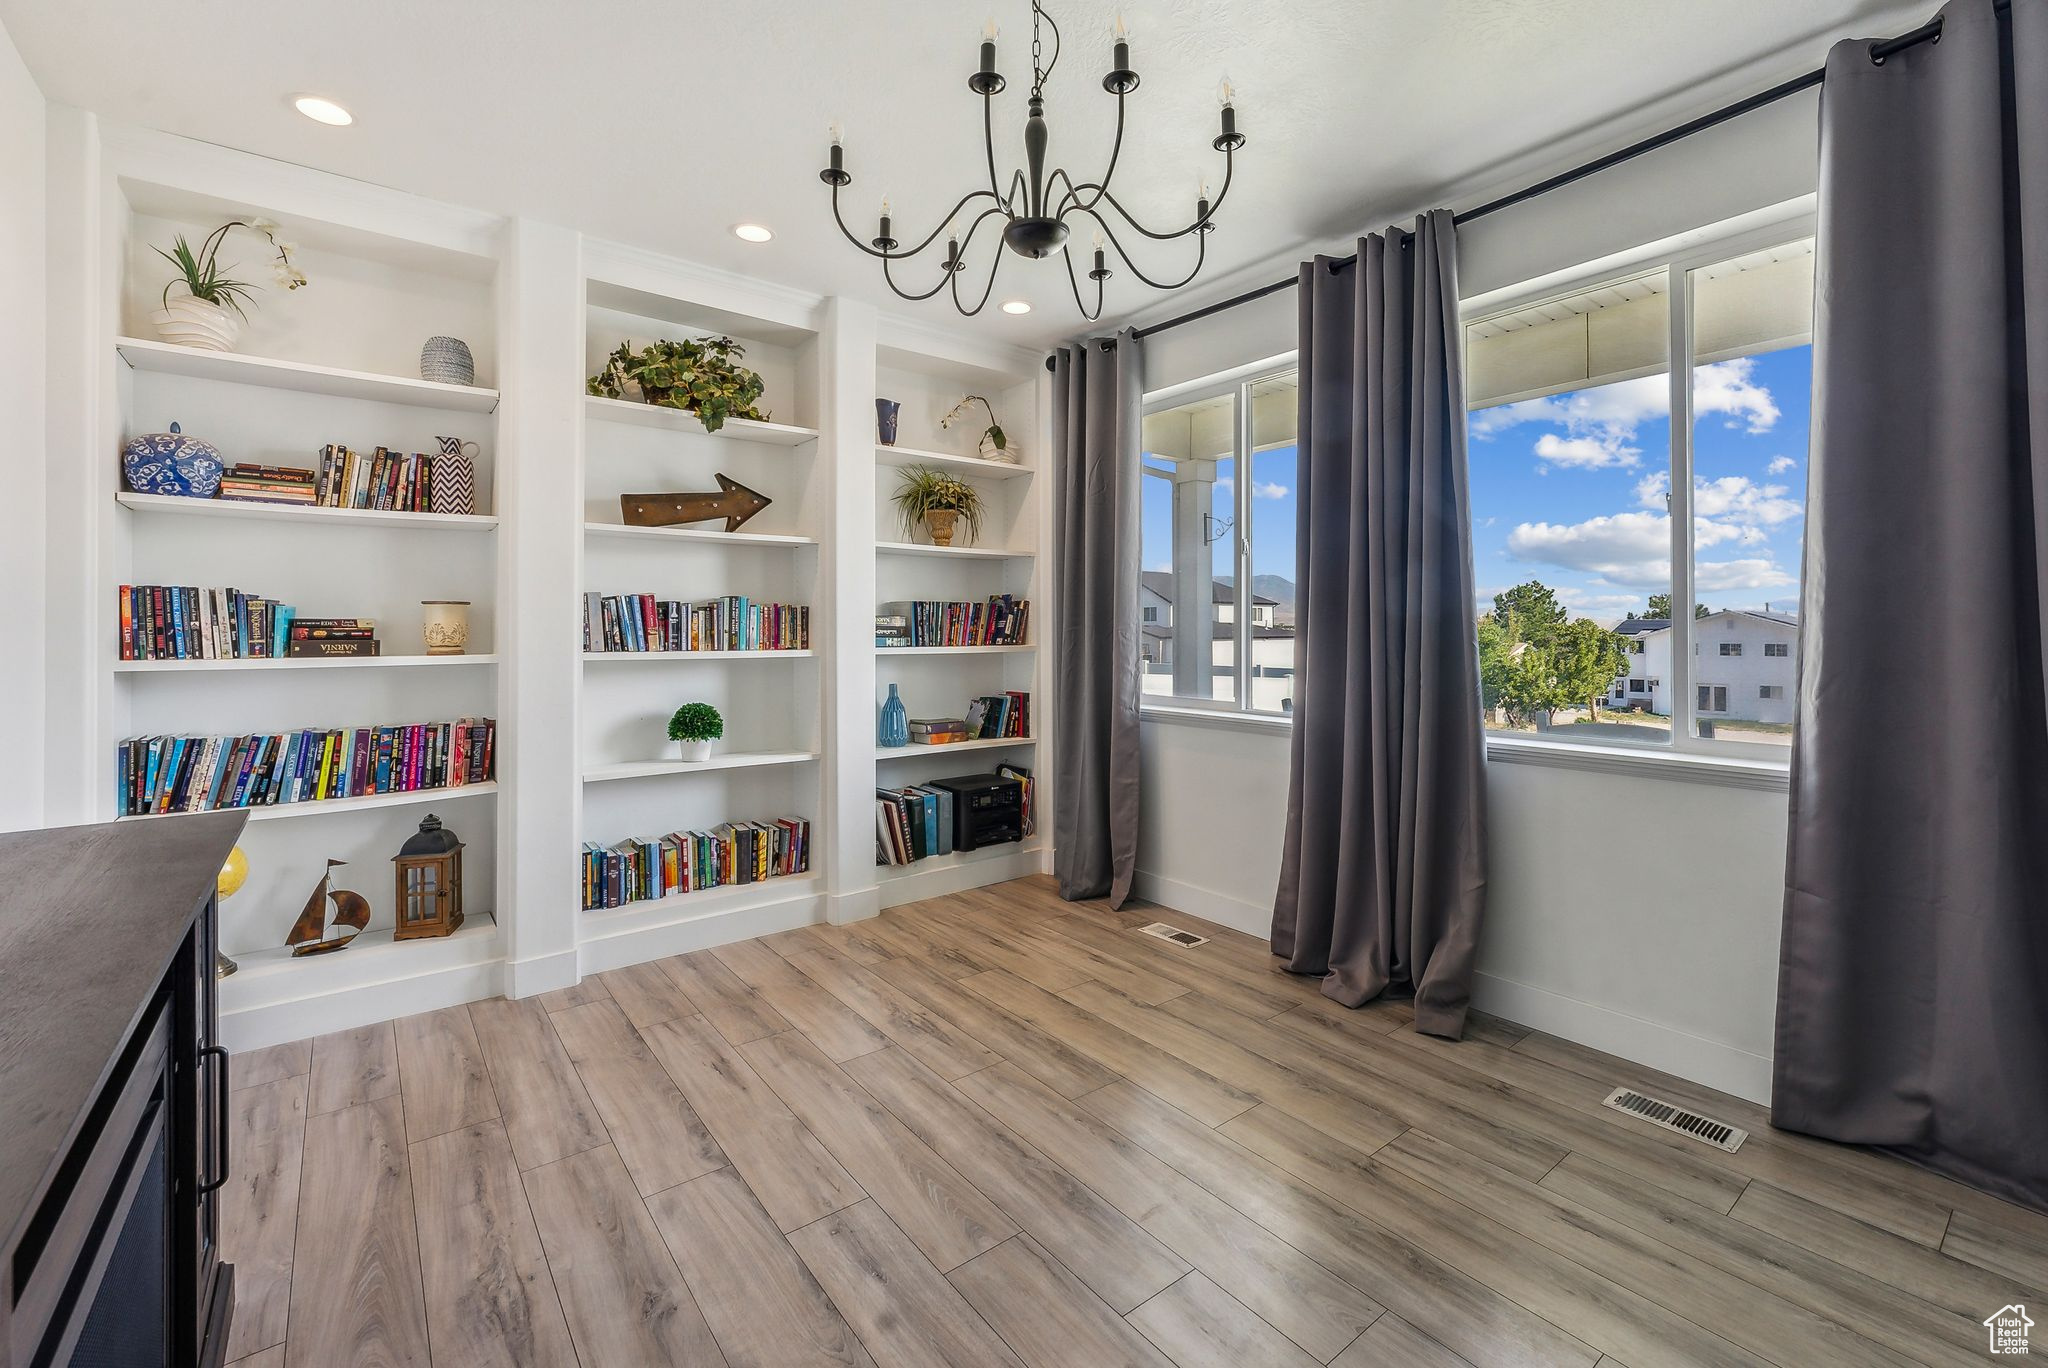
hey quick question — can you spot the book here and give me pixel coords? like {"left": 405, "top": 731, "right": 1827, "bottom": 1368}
{"left": 579, "top": 816, "right": 809, "bottom": 909}
{"left": 287, "top": 639, "right": 381, "bottom": 658}
{"left": 877, "top": 596, "right": 1030, "bottom": 647}
{"left": 583, "top": 592, "right": 811, "bottom": 653}
{"left": 117, "top": 584, "right": 326, "bottom": 662}
{"left": 114, "top": 717, "right": 496, "bottom": 815}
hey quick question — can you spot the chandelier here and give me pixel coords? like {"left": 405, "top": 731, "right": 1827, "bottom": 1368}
{"left": 819, "top": 1, "right": 1245, "bottom": 320}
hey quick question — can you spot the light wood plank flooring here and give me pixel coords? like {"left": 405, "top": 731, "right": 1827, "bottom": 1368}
{"left": 223, "top": 875, "right": 2048, "bottom": 1368}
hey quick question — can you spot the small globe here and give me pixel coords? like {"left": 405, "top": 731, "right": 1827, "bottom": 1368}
{"left": 217, "top": 846, "right": 249, "bottom": 900}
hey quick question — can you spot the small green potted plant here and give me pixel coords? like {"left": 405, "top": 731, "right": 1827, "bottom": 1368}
{"left": 892, "top": 466, "right": 984, "bottom": 547}
{"left": 941, "top": 394, "right": 1017, "bottom": 463}
{"left": 152, "top": 218, "right": 305, "bottom": 352}
{"left": 588, "top": 336, "right": 770, "bottom": 433}
{"left": 667, "top": 702, "right": 724, "bottom": 762}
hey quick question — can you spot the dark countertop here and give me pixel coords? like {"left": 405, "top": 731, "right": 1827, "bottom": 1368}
{"left": 0, "top": 811, "right": 245, "bottom": 1255}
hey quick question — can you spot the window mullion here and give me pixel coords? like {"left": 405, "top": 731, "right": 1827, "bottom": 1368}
{"left": 1667, "top": 261, "right": 1698, "bottom": 750}
{"left": 1235, "top": 383, "right": 1253, "bottom": 711}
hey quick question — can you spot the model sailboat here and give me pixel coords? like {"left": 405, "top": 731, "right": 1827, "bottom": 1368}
{"left": 287, "top": 858, "right": 372, "bottom": 956}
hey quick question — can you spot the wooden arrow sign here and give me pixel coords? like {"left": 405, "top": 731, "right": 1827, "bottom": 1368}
{"left": 620, "top": 473, "right": 773, "bottom": 532}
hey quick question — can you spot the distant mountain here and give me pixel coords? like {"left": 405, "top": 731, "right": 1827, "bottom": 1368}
{"left": 1251, "top": 574, "right": 1296, "bottom": 622}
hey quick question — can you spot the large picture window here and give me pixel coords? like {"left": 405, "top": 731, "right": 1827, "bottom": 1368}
{"left": 1464, "top": 226, "right": 1813, "bottom": 759}
{"left": 1139, "top": 364, "right": 1299, "bottom": 715}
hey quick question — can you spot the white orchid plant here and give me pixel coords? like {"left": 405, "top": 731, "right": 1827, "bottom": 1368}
{"left": 155, "top": 217, "right": 307, "bottom": 318}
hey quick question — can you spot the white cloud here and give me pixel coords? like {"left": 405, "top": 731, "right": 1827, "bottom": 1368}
{"left": 1251, "top": 480, "right": 1289, "bottom": 500}
{"left": 1767, "top": 455, "right": 1797, "bottom": 474}
{"left": 1214, "top": 475, "right": 1232, "bottom": 493}
{"left": 1693, "top": 359, "right": 1780, "bottom": 434}
{"left": 1634, "top": 471, "right": 1669, "bottom": 506}
{"left": 1692, "top": 475, "right": 1802, "bottom": 526}
{"left": 1535, "top": 432, "right": 1639, "bottom": 470}
{"left": 1506, "top": 510, "right": 1785, "bottom": 588}
{"left": 1558, "top": 591, "right": 1648, "bottom": 626}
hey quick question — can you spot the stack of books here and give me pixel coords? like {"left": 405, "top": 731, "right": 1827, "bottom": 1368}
{"left": 878, "top": 596, "right": 1030, "bottom": 647}
{"left": 580, "top": 817, "right": 811, "bottom": 908}
{"left": 118, "top": 584, "right": 298, "bottom": 660}
{"left": 114, "top": 717, "right": 496, "bottom": 816}
{"left": 966, "top": 692, "right": 1031, "bottom": 738}
{"left": 907, "top": 718, "right": 969, "bottom": 745}
{"left": 219, "top": 464, "right": 318, "bottom": 504}
{"left": 313, "top": 444, "right": 450, "bottom": 512}
{"left": 584, "top": 593, "right": 810, "bottom": 653}
{"left": 288, "top": 618, "right": 380, "bottom": 659}
{"left": 876, "top": 785, "right": 955, "bottom": 864}
{"left": 999, "top": 761, "right": 1035, "bottom": 836}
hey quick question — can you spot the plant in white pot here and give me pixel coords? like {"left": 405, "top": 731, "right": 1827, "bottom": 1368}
{"left": 941, "top": 394, "right": 1016, "bottom": 463}
{"left": 668, "top": 702, "right": 724, "bottom": 762}
{"left": 152, "top": 218, "right": 306, "bottom": 352}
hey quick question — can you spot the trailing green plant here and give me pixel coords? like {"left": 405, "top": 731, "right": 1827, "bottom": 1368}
{"left": 667, "top": 702, "right": 725, "bottom": 743}
{"left": 587, "top": 336, "right": 769, "bottom": 433}
{"left": 155, "top": 218, "right": 306, "bottom": 319}
{"left": 891, "top": 465, "right": 985, "bottom": 543}
{"left": 940, "top": 394, "right": 1008, "bottom": 454}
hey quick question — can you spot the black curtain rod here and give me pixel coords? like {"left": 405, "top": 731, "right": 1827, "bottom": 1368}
{"left": 1045, "top": 0, "right": 2001, "bottom": 370}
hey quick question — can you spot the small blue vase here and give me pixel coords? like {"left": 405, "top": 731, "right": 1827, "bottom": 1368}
{"left": 122, "top": 421, "right": 224, "bottom": 498}
{"left": 879, "top": 683, "right": 909, "bottom": 747}
{"left": 876, "top": 398, "right": 901, "bottom": 446}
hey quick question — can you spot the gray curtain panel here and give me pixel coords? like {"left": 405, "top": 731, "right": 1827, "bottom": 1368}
{"left": 1051, "top": 330, "right": 1143, "bottom": 907}
{"left": 1776, "top": 0, "right": 2048, "bottom": 1211}
{"left": 1272, "top": 213, "right": 1489, "bottom": 1039}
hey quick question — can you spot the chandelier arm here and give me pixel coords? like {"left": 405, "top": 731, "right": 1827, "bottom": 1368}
{"left": 1069, "top": 144, "right": 1236, "bottom": 241}
{"left": 1004, "top": 167, "right": 1028, "bottom": 215}
{"left": 884, "top": 204, "right": 1009, "bottom": 305}
{"left": 830, "top": 180, "right": 1002, "bottom": 260}
{"left": 983, "top": 94, "right": 1004, "bottom": 199}
{"left": 1079, "top": 205, "right": 1209, "bottom": 290}
{"left": 949, "top": 226, "right": 1010, "bottom": 316}
{"left": 1060, "top": 244, "right": 1105, "bottom": 323}
{"left": 1051, "top": 92, "right": 1125, "bottom": 216}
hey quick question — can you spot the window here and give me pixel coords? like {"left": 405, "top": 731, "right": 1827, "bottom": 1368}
{"left": 1140, "top": 363, "right": 1298, "bottom": 716}
{"left": 1466, "top": 223, "right": 1812, "bottom": 760}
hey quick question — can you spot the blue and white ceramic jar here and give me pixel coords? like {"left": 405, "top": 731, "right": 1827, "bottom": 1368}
{"left": 122, "top": 422, "right": 224, "bottom": 498}
{"left": 420, "top": 336, "right": 476, "bottom": 386}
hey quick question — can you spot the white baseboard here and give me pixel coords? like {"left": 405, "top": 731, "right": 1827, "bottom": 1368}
{"left": 878, "top": 845, "right": 1041, "bottom": 909}
{"left": 1130, "top": 868, "right": 1272, "bottom": 937}
{"left": 577, "top": 882, "right": 824, "bottom": 974}
{"left": 1471, "top": 970, "right": 1773, "bottom": 1104}
{"left": 503, "top": 946, "right": 580, "bottom": 1000}
{"left": 221, "top": 955, "right": 503, "bottom": 1053}
{"left": 824, "top": 886, "right": 881, "bottom": 926}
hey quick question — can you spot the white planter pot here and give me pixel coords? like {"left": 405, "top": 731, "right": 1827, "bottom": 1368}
{"left": 152, "top": 295, "right": 243, "bottom": 352}
{"left": 980, "top": 432, "right": 1020, "bottom": 464}
{"left": 676, "top": 739, "right": 713, "bottom": 763}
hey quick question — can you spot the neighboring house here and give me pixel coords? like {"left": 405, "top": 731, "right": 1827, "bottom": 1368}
{"left": 1606, "top": 609, "right": 1798, "bottom": 724}
{"left": 1139, "top": 572, "right": 1294, "bottom": 710}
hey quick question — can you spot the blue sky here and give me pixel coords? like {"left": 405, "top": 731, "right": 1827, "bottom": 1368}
{"left": 1140, "top": 343, "right": 1810, "bottom": 626}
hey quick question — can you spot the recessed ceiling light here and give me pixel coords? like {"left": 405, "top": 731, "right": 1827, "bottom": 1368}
{"left": 732, "top": 223, "right": 774, "bottom": 243}
{"left": 293, "top": 95, "right": 353, "bottom": 126}
{"left": 1001, "top": 299, "right": 1032, "bottom": 315}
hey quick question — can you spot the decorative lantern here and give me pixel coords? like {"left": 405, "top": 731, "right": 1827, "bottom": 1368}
{"left": 393, "top": 814, "right": 464, "bottom": 940}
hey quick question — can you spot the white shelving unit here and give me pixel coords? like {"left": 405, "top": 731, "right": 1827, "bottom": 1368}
{"left": 57, "top": 127, "right": 1052, "bottom": 1049}
{"left": 875, "top": 736, "right": 1035, "bottom": 761}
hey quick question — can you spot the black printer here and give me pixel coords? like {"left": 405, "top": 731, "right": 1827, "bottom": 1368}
{"left": 929, "top": 773, "right": 1024, "bottom": 851}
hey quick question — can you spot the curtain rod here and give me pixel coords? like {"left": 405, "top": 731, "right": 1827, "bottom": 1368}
{"left": 1045, "top": 0, "right": 2003, "bottom": 370}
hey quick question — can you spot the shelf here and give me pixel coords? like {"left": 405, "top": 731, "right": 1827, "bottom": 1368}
{"left": 878, "top": 840, "right": 1043, "bottom": 879}
{"left": 122, "top": 781, "right": 499, "bottom": 823}
{"left": 221, "top": 914, "right": 501, "bottom": 1006}
{"left": 584, "top": 522, "right": 817, "bottom": 548}
{"left": 114, "top": 654, "right": 499, "bottom": 674}
{"left": 583, "top": 650, "right": 814, "bottom": 663}
{"left": 585, "top": 395, "right": 819, "bottom": 446}
{"left": 116, "top": 492, "right": 499, "bottom": 532}
{"left": 584, "top": 751, "right": 819, "bottom": 783}
{"left": 115, "top": 336, "right": 500, "bottom": 413}
{"left": 876, "top": 444, "right": 1032, "bottom": 480}
{"left": 876, "top": 541, "right": 1033, "bottom": 561}
{"left": 876, "top": 736, "right": 1035, "bottom": 761}
{"left": 582, "top": 871, "right": 821, "bottom": 921}
{"left": 877, "top": 645, "right": 1034, "bottom": 656}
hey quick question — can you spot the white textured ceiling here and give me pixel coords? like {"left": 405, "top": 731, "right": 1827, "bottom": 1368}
{"left": 2, "top": 0, "right": 1927, "bottom": 345}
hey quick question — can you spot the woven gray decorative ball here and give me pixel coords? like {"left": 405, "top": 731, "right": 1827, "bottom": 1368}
{"left": 420, "top": 335, "right": 476, "bottom": 386}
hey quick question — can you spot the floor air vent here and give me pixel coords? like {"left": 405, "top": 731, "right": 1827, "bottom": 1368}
{"left": 1602, "top": 1088, "right": 1748, "bottom": 1152}
{"left": 1138, "top": 923, "right": 1209, "bottom": 947}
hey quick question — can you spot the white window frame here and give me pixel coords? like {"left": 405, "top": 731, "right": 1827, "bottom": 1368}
{"left": 1139, "top": 353, "right": 1300, "bottom": 720}
{"left": 1462, "top": 203, "right": 1816, "bottom": 768}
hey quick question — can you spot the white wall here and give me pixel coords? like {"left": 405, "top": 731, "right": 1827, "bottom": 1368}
{"left": 0, "top": 18, "right": 44, "bottom": 832}
{"left": 1130, "top": 90, "right": 1823, "bottom": 1104}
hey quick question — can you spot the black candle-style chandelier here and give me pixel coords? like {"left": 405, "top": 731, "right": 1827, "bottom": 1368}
{"left": 819, "top": 1, "right": 1244, "bottom": 320}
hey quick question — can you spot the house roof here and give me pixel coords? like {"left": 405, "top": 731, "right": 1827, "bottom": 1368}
{"left": 1616, "top": 608, "right": 1798, "bottom": 639}
{"left": 1140, "top": 572, "right": 1279, "bottom": 607}
{"left": 1614, "top": 618, "right": 1669, "bottom": 637}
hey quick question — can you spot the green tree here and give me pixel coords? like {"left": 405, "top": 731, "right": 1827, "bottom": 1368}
{"left": 1643, "top": 593, "right": 1708, "bottom": 620}
{"left": 1548, "top": 617, "right": 1629, "bottom": 721}
{"left": 1492, "top": 581, "right": 1567, "bottom": 644}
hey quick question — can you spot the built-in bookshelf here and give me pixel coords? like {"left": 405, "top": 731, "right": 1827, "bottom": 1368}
{"left": 59, "top": 128, "right": 1050, "bottom": 1049}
